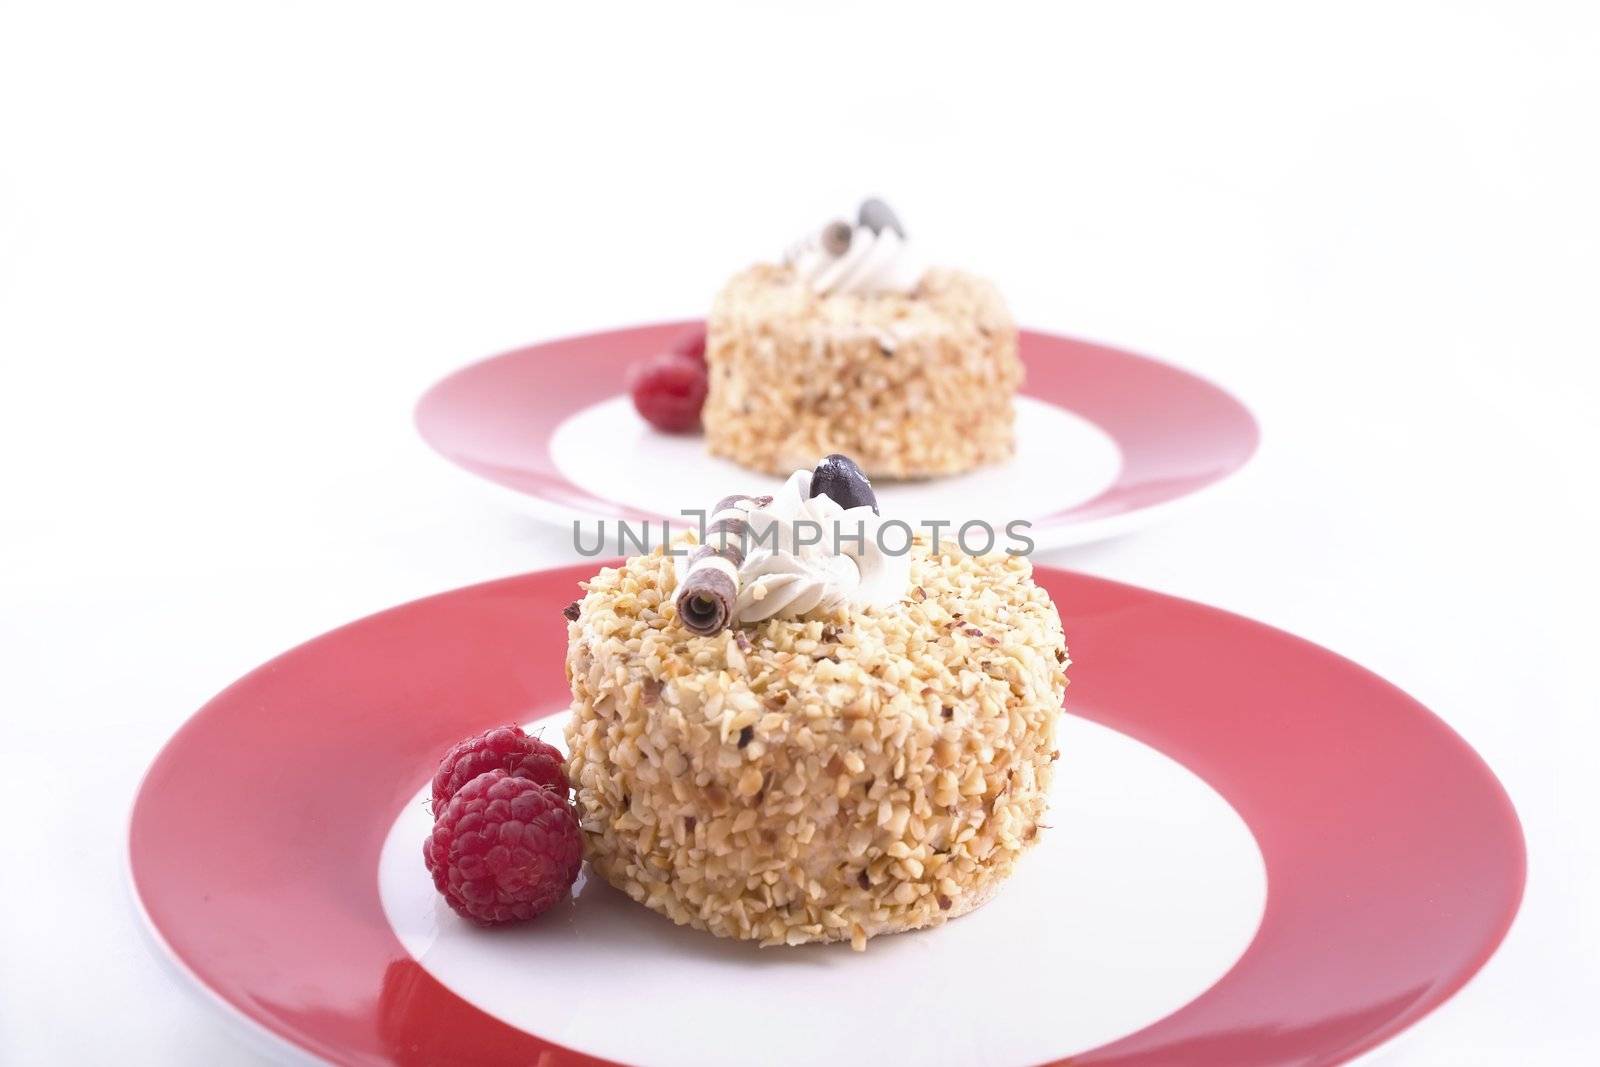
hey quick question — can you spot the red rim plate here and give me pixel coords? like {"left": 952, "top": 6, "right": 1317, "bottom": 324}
{"left": 413, "top": 323, "right": 1261, "bottom": 534}
{"left": 128, "top": 566, "right": 1524, "bottom": 1066}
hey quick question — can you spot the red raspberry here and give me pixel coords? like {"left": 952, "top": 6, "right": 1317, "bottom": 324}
{"left": 668, "top": 329, "right": 706, "bottom": 364}
{"left": 628, "top": 352, "right": 707, "bottom": 433}
{"left": 423, "top": 769, "right": 583, "bottom": 925}
{"left": 431, "top": 725, "right": 566, "bottom": 814}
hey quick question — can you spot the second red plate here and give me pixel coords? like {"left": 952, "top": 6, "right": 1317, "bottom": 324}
{"left": 415, "top": 325, "right": 1259, "bottom": 548}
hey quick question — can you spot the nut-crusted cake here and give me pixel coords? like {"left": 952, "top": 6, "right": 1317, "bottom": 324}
{"left": 702, "top": 200, "right": 1022, "bottom": 479}
{"left": 563, "top": 456, "right": 1068, "bottom": 949}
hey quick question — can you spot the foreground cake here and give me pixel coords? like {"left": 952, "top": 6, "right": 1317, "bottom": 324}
{"left": 563, "top": 456, "right": 1068, "bottom": 948}
{"left": 701, "top": 199, "right": 1023, "bottom": 479}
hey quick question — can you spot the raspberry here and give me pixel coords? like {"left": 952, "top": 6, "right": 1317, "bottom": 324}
{"left": 423, "top": 769, "right": 583, "bottom": 925}
{"left": 668, "top": 329, "right": 706, "bottom": 364}
{"left": 431, "top": 725, "right": 566, "bottom": 814}
{"left": 628, "top": 352, "right": 707, "bottom": 433}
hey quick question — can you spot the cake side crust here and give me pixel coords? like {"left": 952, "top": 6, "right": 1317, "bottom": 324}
{"left": 703, "top": 266, "right": 1023, "bottom": 478}
{"left": 563, "top": 540, "right": 1068, "bottom": 948}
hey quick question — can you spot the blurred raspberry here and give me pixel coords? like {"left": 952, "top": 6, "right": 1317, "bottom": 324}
{"left": 668, "top": 329, "right": 706, "bottom": 364}
{"left": 423, "top": 769, "right": 583, "bottom": 925}
{"left": 628, "top": 352, "right": 707, "bottom": 433}
{"left": 430, "top": 724, "right": 566, "bottom": 813}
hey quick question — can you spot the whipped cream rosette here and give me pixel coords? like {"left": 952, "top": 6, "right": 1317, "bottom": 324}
{"left": 784, "top": 198, "right": 925, "bottom": 297}
{"left": 673, "top": 456, "right": 910, "bottom": 634}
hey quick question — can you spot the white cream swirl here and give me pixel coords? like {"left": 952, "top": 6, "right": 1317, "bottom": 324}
{"left": 786, "top": 223, "right": 925, "bottom": 297}
{"left": 676, "top": 470, "right": 910, "bottom": 624}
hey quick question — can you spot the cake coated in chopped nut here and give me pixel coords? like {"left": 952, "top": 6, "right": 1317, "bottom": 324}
{"left": 703, "top": 265, "right": 1023, "bottom": 479}
{"left": 563, "top": 538, "right": 1067, "bottom": 948}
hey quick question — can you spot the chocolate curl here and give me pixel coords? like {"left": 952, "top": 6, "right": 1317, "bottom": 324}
{"left": 786, "top": 221, "right": 852, "bottom": 269}
{"left": 821, "top": 220, "right": 853, "bottom": 256}
{"left": 674, "top": 494, "right": 772, "bottom": 636}
{"left": 675, "top": 565, "right": 736, "bottom": 636}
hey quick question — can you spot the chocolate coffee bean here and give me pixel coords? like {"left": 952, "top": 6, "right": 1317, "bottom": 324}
{"left": 822, "top": 220, "right": 853, "bottom": 256}
{"left": 810, "top": 453, "right": 879, "bottom": 514}
{"left": 857, "top": 198, "right": 905, "bottom": 237}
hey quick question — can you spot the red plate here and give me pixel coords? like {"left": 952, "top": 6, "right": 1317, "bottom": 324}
{"left": 128, "top": 566, "right": 1523, "bottom": 1066}
{"left": 414, "top": 324, "right": 1260, "bottom": 548}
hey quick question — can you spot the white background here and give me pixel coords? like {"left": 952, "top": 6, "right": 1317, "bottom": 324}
{"left": 2, "top": 2, "right": 1596, "bottom": 1063}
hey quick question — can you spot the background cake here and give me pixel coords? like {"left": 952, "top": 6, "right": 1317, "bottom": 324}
{"left": 702, "top": 200, "right": 1023, "bottom": 479}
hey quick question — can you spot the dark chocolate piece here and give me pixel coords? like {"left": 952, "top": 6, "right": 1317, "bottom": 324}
{"left": 857, "top": 197, "right": 904, "bottom": 237}
{"left": 809, "top": 453, "right": 878, "bottom": 514}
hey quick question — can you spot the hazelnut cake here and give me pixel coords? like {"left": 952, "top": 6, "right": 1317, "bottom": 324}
{"left": 703, "top": 200, "right": 1023, "bottom": 479}
{"left": 563, "top": 455, "right": 1068, "bottom": 949}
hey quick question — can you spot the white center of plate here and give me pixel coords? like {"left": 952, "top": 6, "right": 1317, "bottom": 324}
{"left": 379, "top": 711, "right": 1266, "bottom": 1066}
{"left": 548, "top": 395, "right": 1122, "bottom": 527}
